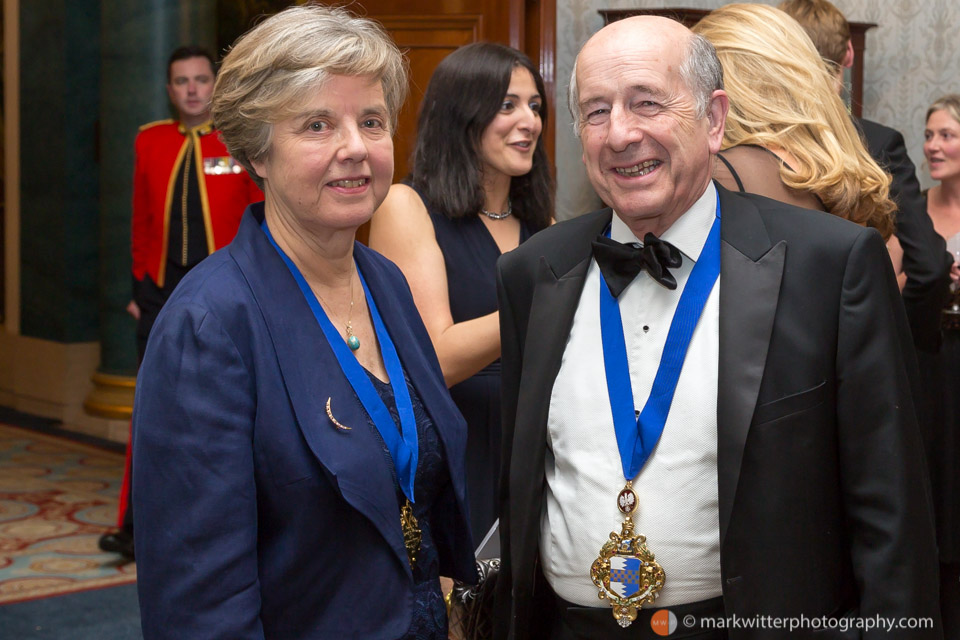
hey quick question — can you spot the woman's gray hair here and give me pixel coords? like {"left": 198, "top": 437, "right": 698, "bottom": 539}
{"left": 567, "top": 30, "right": 723, "bottom": 137}
{"left": 212, "top": 4, "right": 408, "bottom": 189}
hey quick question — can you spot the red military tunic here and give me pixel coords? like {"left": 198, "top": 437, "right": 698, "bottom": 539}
{"left": 120, "top": 119, "right": 261, "bottom": 528}
{"left": 131, "top": 119, "right": 262, "bottom": 288}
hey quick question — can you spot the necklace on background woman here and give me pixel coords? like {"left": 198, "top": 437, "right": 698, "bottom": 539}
{"left": 481, "top": 200, "right": 512, "bottom": 220}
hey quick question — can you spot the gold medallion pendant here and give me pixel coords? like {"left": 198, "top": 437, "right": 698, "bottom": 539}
{"left": 589, "top": 482, "right": 665, "bottom": 628}
{"left": 400, "top": 499, "right": 422, "bottom": 568}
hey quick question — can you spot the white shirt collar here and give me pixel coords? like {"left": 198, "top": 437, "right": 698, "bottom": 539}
{"left": 610, "top": 181, "right": 718, "bottom": 263}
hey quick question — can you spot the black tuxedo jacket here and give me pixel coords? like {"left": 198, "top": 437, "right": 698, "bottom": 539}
{"left": 857, "top": 117, "right": 951, "bottom": 353}
{"left": 493, "top": 185, "right": 941, "bottom": 639}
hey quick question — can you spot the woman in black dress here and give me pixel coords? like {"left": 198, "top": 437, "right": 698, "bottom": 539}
{"left": 369, "top": 43, "right": 553, "bottom": 543}
{"left": 918, "top": 94, "right": 960, "bottom": 637}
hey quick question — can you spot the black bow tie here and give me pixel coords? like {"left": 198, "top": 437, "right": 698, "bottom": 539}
{"left": 592, "top": 233, "right": 683, "bottom": 297}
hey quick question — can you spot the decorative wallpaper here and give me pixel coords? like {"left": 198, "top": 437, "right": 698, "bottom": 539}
{"left": 554, "top": 0, "right": 960, "bottom": 219}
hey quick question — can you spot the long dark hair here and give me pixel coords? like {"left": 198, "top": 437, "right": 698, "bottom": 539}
{"left": 410, "top": 43, "right": 553, "bottom": 230}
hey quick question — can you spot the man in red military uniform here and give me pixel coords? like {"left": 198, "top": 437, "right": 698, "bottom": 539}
{"left": 99, "top": 46, "right": 262, "bottom": 559}
{"left": 130, "top": 46, "right": 262, "bottom": 357}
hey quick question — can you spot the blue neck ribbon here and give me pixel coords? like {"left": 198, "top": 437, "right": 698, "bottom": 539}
{"left": 600, "top": 193, "right": 721, "bottom": 481}
{"left": 262, "top": 221, "right": 418, "bottom": 503}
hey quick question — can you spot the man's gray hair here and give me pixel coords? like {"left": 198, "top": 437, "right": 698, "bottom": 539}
{"left": 568, "top": 31, "right": 724, "bottom": 137}
{"left": 681, "top": 33, "right": 724, "bottom": 118}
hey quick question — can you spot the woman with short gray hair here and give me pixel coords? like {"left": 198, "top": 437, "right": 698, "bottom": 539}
{"left": 132, "top": 6, "right": 476, "bottom": 639}
{"left": 213, "top": 5, "right": 408, "bottom": 188}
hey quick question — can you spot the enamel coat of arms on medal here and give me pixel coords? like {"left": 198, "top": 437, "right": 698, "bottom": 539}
{"left": 590, "top": 484, "right": 665, "bottom": 628}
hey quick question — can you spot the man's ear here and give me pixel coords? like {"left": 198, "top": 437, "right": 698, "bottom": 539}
{"left": 841, "top": 39, "right": 854, "bottom": 69}
{"left": 706, "top": 89, "right": 729, "bottom": 155}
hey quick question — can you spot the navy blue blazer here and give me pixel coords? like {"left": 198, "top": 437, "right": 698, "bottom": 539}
{"left": 133, "top": 203, "right": 476, "bottom": 639}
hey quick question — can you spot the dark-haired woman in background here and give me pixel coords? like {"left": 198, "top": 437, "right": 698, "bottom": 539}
{"left": 369, "top": 42, "right": 553, "bottom": 543}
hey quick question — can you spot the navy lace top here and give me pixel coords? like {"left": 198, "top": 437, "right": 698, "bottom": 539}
{"left": 367, "top": 370, "right": 449, "bottom": 640}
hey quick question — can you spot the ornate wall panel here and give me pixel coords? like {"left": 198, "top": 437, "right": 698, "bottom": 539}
{"left": 843, "top": 0, "right": 960, "bottom": 189}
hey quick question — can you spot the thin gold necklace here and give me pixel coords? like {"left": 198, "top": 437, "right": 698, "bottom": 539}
{"left": 313, "top": 271, "right": 360, "bottom": 351}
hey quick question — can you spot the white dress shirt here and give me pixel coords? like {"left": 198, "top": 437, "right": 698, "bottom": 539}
{"left": 541, "top": 182, "right": 723, "bottom": 607}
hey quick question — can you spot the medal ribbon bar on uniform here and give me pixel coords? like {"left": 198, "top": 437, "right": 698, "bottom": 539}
{"left": 600, "top": 192, "right": 721, "bottom": 481}
{"left": 262, "top": 221, "right": 418, "bottom": 503}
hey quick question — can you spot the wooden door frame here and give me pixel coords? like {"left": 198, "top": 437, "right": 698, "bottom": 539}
{"left": 378, "top": 0, "right": 557, "bottom": 174}
{"left": 523, "top": 0, "right": 556, "bottom": 173}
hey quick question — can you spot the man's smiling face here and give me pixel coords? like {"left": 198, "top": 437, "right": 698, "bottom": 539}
{"left": 575, "top": 17, "right": 725, "bottom": 236}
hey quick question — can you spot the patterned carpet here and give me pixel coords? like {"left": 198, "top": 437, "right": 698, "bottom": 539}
{"left": 0, "top": 422, "right": 136, "bottom": 605}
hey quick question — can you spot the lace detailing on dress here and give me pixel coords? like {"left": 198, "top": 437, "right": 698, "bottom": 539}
{"left": 366, "top": 370, "right": 450, "bottom": 640}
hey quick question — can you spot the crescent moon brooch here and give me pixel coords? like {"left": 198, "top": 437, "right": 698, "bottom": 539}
{"left": 325, "top": 397, "right": 351, "bottom": 431}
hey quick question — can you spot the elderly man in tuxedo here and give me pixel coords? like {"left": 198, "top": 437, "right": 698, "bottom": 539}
{"left": 493, "top": 15, "right": 942, "bottom": 640}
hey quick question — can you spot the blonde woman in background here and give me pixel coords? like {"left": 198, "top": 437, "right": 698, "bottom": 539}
{"left": 918, "top": 93, "right": 960, "bottom": 637}
{"left": 692, "top": 4, "right": 899, "bottom": 261}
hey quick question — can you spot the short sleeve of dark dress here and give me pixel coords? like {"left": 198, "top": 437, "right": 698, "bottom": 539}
{"left": 409, "top": 183, "right": 538, "bottom": 544}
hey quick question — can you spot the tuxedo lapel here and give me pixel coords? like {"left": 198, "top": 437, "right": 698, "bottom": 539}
{"left": 716, "top": 187, "right": 785, "bottom": 545}
{"left": 509, "top": 210, "right": 611, "bottom": 562}
{"left": 229, "top": 209, "right": 411, "bottom": 572}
